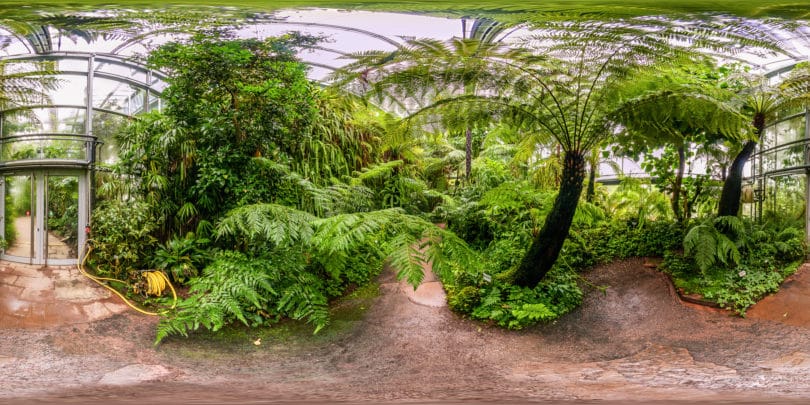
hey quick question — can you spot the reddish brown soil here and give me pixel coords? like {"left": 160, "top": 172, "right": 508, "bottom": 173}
{"left": 3, "top": 259, "right": 810, "bottom": 404}
{"left": 748, "top": 264, "right": 810, "bottom": 326}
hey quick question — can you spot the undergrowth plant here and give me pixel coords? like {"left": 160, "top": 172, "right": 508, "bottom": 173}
{"left": 662, "top": 216, "right": 806, "bottom": 315}
{"left": 155, "top": 203, "right": 483, "bottom": 344}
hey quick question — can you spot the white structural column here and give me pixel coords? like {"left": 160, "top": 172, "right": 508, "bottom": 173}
{"left": 85, "top": 54, "right": 94, "bottom": 137}
{"left": 78, "top": 54, "right": 95, "bottom": 262}
{"left": 805, "top": 107, "right": 810, "bottom": 251}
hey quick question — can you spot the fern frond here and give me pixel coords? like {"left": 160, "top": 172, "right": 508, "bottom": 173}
{"left": 216, "top": 204, "right": 316, "bottom": 247}
{"left": 684, "top": 224, "right": 717, "bottom": 272}
{"left": 387, "top": 232, "right": 426, "bottom": 288}
{"left": 714, "top": 215, "right": 745, "bottom": 238}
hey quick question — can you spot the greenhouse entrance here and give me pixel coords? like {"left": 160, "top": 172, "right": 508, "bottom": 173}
{"left": 1, "top": 170, "right": 88, "bottom": 265}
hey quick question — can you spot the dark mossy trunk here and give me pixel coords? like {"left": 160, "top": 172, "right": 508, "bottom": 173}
{"left": 586, "top": 160, "right": 596, "bottom": 202}
{"left": 465, "top": 127, "right": 472, "bottom": 179}
{"left": 513, "top": 150, "right": 586, "bottom": 287}
{"left": 718, "top": 113, "right": 765, "bottom": 217}
{"left": 672, "top": 145, "right": 686, "bottom": 222}
{"left": 717, "top": 141, "right": 757, "bottom": 217}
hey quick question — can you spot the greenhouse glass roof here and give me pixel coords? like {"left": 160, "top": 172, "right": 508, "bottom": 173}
{"left": 1, "top": 3, "right": 809, "bottom": 81}
{"left": 0, "top": 1, "right": 806, "bottom": 187}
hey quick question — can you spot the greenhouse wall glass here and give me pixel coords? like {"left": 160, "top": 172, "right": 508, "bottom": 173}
{"left": 747, "top": 85, "right": 810, "bottom": 240}
{"left": 0, "top": 52, "right": 165, "bottom": 265}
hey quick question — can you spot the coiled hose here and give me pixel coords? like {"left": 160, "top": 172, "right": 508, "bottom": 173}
{"left": 78, "top": 242, "right": 177, "bottom": 316}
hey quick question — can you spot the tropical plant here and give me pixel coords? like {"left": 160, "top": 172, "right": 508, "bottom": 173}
{"left": 87, "top": 200, "right": 159, "bottom": 279}
{"left": 599, "top": 177, "right": 672, "bottom": 227}
{"left": 718, "top": 63, "right": 810, "bottom": 217}
{"left": 155, "top": 250, "right": 330, "bottom": 342}
{"left": 664, "top": 214, "right": 805, "bottom": 315}
{"left": 155, "top": 202, "right": 483, "bottom": 343}
{"left": 151, "top": 235, "right": 212, "bottom": 283}
{"left": 683, "top": 216, "right": 745, "bottom": 272}
{"left": 338, "top": 17, "right": 773, "bottom": 287}
{"left": 611, "top": 61, "right": 750, "bottom": 221}
{"left": 113, "top": 32, "right": 335, "bottom": 239}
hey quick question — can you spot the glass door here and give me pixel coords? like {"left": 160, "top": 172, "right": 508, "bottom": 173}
{"left": 3, "top": 174, "right": 36, "bottom": 262}
{"left": 45, "top": 175, "right": 79, "bottom": 261}
{"left": 1, "top": 170, "right": 87, "bottom": 265}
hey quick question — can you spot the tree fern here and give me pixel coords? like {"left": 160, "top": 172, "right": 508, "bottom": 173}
{"left": 386, "top": 232, "right": 428, "bottom": 287}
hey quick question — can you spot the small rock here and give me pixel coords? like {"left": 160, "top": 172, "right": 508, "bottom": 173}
{"left": 98, "top": 364, "right": 171, "bottom": 385}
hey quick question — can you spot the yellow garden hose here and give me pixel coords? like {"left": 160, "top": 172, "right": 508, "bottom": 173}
{"left": 78, "top": 242, "right": 177, "bottom": 316}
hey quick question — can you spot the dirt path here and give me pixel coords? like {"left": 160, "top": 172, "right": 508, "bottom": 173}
{"left": 3, "top": 259, "right": 810, "bottom": 403}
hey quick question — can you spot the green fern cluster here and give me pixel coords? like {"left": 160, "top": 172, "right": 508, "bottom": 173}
{"left": 155, "top": 250, "right": 329, "bottom": 343}
{"left": 447, "top": 266, "right": 582, "bottom": 330}
{"left": 684, "top": 216, "right": 745, "bottom": 272}
{"left": 682, "top": 216, "right": 805, "bottom": 274}
{"left": 156, "top": 201, "right": 483, "bottom": 343}
{"left": 664, "top": 216, "right": 806, "bottom": 315}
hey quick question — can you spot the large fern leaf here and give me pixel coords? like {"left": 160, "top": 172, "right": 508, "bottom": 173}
{"left": 684, "top": 223, "right": 717, "bottom": 272}
{"left": 216, "top": 204, "right": 316, "bottom": 247}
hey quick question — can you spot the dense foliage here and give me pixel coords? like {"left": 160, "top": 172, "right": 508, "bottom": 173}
{"left": 86, "top": 33, "right": 490, "bottom": 343}
{"left": 662, "top": 217, "right": 805, "bottom": 315}
{"left": 72, "top": 17, "right": 810, "bottom": 342}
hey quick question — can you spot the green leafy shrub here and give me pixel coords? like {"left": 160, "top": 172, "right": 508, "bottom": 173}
{"left": 448, "top": 285, "right": 482, "bottom": 313}
{"left": 88, "top": 200, "right": 159, "bottom": 279}
{"left": 151, "top": 235, "right": 213, "bottom": 283}
{"left": 663, "top": 252, "right": 800, "bottom": 315}
{"left": 156, "top": 250, "right": 330, "bottom": 343}
{"left": 455, "top": 266, "right": 582, "bottom": 329}
{"left": 662, "top": 218, "right": 806, "bottom": 315}
{"left": 558, "top": 220, "right": 685, "bottom": 269}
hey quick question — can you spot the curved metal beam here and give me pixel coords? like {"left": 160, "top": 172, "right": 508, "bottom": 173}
{"left": 254, "top": 19, "right": 403, "bottom": 49}
{"left": 0, "top": 104, "right": 138, "bottom": 120}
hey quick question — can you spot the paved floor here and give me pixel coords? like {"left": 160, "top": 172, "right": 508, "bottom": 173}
{"left": 6, "top": 216, "right": 75, "bottom": 259}
{"left": 0, "top": 262, "right": 127, "bottom": 328}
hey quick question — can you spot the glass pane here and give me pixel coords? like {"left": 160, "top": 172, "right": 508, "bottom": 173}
{"left": 93, "top": 112, "right": 128, "bottom": 165}
{"left": 56, "top": 58, "right": 90, "bottom": 73}
{"left": 94, "top": 59, "right": 148, "bottom": 83}
{"left": 1, "top": 135, "right": 89, "bottom": 162}
{"left": 2, "top": 107, "right": 86, "bottom": 135}
{"left": 4, "top": 175, "right": 34, "bottom": 258}
{"left": 46, "top": 175, "right": 79, "bottom": 259}
{"left": 92, "top": 77, "right": 146, "bottom": 115}
{"left": 774, "top": 117, "right": 804, "bottom": 146}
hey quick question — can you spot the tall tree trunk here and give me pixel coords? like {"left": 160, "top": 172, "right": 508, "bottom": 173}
{"left": 586, "top": 160, "right": 596, "bottom": 202}
{"left": 513, "top": 150, "right": 586, "bottom": 287}
{"left": 718, "top": 113, "right": 765, "bottom": 217}
{"left": 671, "top": 145, "right": 686, "bottom": 222}
{"left": 465, "top": 127, "right": 472, "bottom": 179}
{"left": 717, "top": 140, "right": 758, "bottom": 217}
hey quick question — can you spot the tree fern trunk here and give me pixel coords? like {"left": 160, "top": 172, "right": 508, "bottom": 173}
{"left": 672, "top": 145, "right": 685, "bottom": 222}
{"left": 586, "top": 161, "right": 596, "bottom": 202}
{"left": 718, "top": 141, "right": 758, "bottom": 217}
{"left": 513, "top": 150, "right": 586, "bottom": 287}
{"left": 718, "top": 113, "right": 765, "bottom": 217}
{"left": 465, "top": 126, "right": 472, "bottom": 179}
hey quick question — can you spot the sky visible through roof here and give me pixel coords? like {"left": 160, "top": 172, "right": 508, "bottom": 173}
{"left": 1, "top": 5, "right": 809, "bottom": 178}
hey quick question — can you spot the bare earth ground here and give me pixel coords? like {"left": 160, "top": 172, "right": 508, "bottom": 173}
{"left": 3, "top": 259, "right": 810, "bottom": 404}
